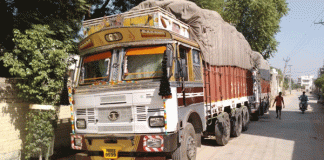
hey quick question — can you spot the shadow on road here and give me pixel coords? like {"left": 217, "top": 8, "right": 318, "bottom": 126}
{"left": 241, "top": 93, "right": 324, "bottom": 160}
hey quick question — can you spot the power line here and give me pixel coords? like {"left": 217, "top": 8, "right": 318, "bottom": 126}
{"left": 286, "top": 9, "right": 324, "bottom": 58}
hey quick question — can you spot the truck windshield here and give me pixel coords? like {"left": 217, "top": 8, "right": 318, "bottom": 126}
{"left": 80, "top": 51, "right": 111, "bottom": 84}
{"left": 123, "top": 46, "right": 165, "bottom": 80}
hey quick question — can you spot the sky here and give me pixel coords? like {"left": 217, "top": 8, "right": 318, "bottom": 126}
{"left": 268, "top": 0, "right": 324, "bottom": 81}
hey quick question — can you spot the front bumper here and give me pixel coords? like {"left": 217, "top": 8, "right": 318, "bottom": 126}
{"left": 71, "top": 132, "right": 178, "bottom": 159}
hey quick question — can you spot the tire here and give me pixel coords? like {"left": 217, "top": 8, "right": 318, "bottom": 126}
{"left": 180, "top": 123, "right": 197, "bottom": 160}
{"left": 242, "top": 107, "right": 249, "bottom": 131}
{"left": 302, "top": 110, "right": 305, "bottom": 114}
{"left": 171, "top": 147, "right": 181, "bottom": 160}
{"left": 231, "top": 112, "right": 242, "bottom": 137}
{"left": 260, "top": 103, "right": 264, "bottom": 116}
{"left": 265, "top": 101, "right": 270, "bottom": 113}
{"left": 251, "top": 112, "right": 259, "bottom": 121}
{"left": 215, "top": 112, "right": 230, "bottom": 146}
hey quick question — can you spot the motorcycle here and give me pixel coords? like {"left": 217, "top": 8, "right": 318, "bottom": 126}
{"left": 299, "top": 101, "right": 307, "bottom": 114}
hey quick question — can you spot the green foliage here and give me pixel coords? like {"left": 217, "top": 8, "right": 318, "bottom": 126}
{"left": 189, "top": 0, "right": 225, "bottom": 13}
{"left": 315, "top": 75, "right": 324, "bottom": 94}
{"left": 86, "top": 0, "right": 144, "bottom": 19}
{"left": 221, "top": 0, "right": 288, "bottom": 59}
{"left": 25, "top": 110, "right": 56, "bottom": 159}
{"left": 1, "top": 24, "right": 71, "bottom": 105}
{"left": 1, "top": 0, "right": 99, "bottom": 77}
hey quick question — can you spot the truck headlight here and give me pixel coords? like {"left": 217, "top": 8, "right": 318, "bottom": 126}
{"left": 147, "top": 138, "right": 162, "bottom": 148}
{"left": 76, "top": 119, "right": 86, "bottom": 129}
{"left": 149, "top": 116, "right": 164, "bottom": 127}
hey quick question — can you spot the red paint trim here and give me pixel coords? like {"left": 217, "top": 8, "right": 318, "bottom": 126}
{"left": 178, "top": 96, "right": 204, "bottom": 107}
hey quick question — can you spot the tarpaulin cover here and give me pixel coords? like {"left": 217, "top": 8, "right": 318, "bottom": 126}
{"left": 252, "top": 51, "right": 271, "bottom": 81}
{"left": 130, "top": 0, "right": 255, "bottom": 69}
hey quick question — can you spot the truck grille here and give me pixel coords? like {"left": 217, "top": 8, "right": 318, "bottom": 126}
{"left": 136, "top": 106, "right": 147, "bottom": 121}
{"left": 148, "top": 108, "right": 164, "bottom": 112}
{"left": 76, "top": 108, "right": 95, "bottom": 123}
{"left": 98, "top": 106, "right": 132, "bottom": 123}
{"left": 98, "top": 126, "right": 133, "bottom": 132}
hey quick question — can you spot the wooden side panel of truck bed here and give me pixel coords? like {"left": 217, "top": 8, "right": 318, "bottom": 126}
{"left": 203, "top": 65, "right": 253, "bottom": 103}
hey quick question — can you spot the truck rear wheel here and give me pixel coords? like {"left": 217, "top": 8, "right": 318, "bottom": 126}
{"left": 180, "top": 123, "right": 197, "bottom": 160}
{"left": 215, "top": 112, "right": 230, "bottom": 146}
{"left": 242, "top": 107, "right": 249, "bottom": 131}
{"left": 260, "top": 103, "right": 264, "bottom": 116}
{"left": 251, "top": 112, "right": 259, "bottom": 121}
{"left": 264, "top": 101, "right": 269, "bottom": 113}
{"left": 231, "top": 112, "right": 242, "bottom": 137}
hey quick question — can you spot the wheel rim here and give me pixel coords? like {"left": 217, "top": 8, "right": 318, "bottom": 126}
{"left": 186, "top": 136, "right": 196, "bottom": 159}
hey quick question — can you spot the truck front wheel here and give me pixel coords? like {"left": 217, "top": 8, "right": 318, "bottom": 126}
{"left": 171, "top": 147, "right": 181, "bottom": 160}
{"left": 180, "top": 123, "right": 197, "bottom": 160}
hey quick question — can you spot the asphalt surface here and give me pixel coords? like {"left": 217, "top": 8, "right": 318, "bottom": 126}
{"left": 197, "top": 91, "right": 324, "bottom": 160}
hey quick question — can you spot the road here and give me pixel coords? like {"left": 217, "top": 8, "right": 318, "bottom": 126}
{"left": 197, "top": 90, "right": 324, "bottom": 160}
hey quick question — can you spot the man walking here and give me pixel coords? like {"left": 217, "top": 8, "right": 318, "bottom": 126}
{"left": 272, "top": 92, "right": 285, "bottom": 119}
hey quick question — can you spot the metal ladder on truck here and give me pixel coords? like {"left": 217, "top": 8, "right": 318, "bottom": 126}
{"left": 204, "top": 62, "right": 213, "bottom": 125}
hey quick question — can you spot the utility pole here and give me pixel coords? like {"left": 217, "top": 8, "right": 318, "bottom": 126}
{"left": 281, "top": 57, "right": 290, "bottom": 95}
{"left": 288, "top": 65, "right": 292, "bottom": 95}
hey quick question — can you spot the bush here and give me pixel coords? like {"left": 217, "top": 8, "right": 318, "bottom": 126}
{"left": 1, "top": 24, "right": 72, "bottom": 159}
{"left": 1, "top": 24, "right": 71, "bottom": 105}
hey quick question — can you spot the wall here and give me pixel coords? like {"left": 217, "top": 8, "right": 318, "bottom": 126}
{"left": 0, "top": 78, "right": 72, "bottom": 160}
{"left": 270, "top": 69, "right": 280, "bottom": 99}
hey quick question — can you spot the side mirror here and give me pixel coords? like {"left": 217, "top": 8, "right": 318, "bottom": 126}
{"left": 174, "top": 59, "right": 181, "bottom": 80}
{"left": 165, "top": 49, "right": 173, "bottom": 68}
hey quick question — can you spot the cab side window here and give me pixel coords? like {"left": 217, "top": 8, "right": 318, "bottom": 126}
{"left": 192, "top": 50, "right": 202, "bottom": 81}
{"left": 179, "top": 47, "right": 188, "bottom": 81}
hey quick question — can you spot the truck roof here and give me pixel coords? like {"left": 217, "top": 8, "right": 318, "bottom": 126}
{"left": 82, "top": 6, "right": 190, "bottom": 39}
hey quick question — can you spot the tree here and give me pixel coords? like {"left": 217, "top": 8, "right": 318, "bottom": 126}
{"left": 315, "top": 75, "right": 324, "bottom": 95}
{"left": 85, "top": 0, "right": 144, "bottom": 20}
{"left": 0, "top": 1, "right": 146, "bottom": 158}
{"left": 221, "top": 0, "right": 288, "bottom": 59}
{"left": 0, "top": 0, "right": 99, "bottom": 77}
{"left": 0, "top": 0, "right": 145, "bottom": 77}
{"left": 0, "top": 24, "right": 73, "bottom": 159}
{"left": 189, "top": 0, "right": 225, "bottom": 14}
{"left": 1, "top": 25, "right": 72, "bottom": 105}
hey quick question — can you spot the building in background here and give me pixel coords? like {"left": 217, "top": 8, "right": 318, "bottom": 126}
{"left": 298, "top": 75, "right": 314, "bottom": 92}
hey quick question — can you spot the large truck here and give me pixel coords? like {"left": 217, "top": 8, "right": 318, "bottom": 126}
{"left": 69, "top": 1, "right": 270, "bottom": 159}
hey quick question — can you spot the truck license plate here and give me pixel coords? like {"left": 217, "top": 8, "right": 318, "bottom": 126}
{"left": 103, "top": 148, "right": 118, "bottom": 159}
